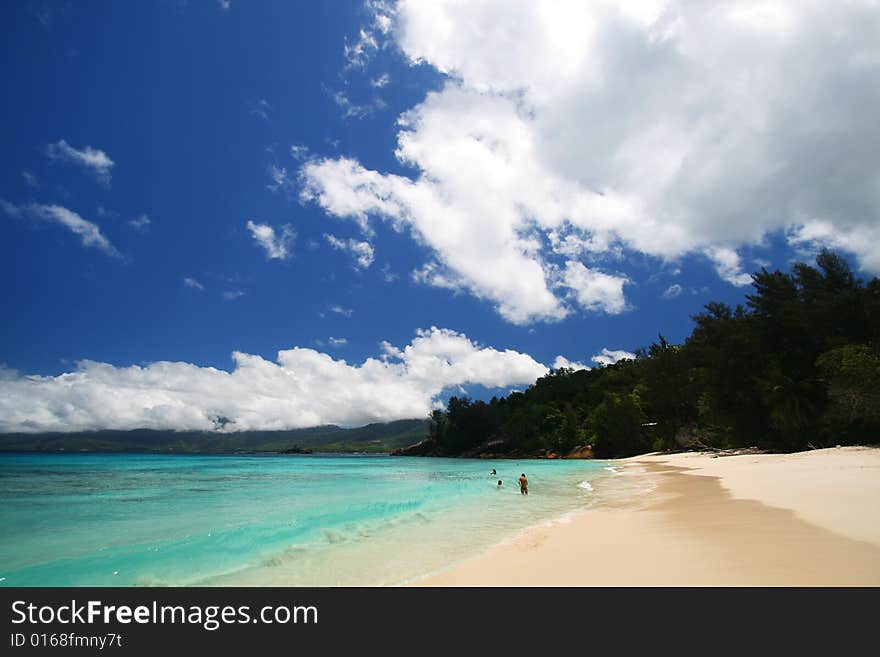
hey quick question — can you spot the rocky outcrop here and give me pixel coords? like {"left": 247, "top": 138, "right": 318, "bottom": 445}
{"left": 563, "top": 444, "right": 594, "bottom": 459}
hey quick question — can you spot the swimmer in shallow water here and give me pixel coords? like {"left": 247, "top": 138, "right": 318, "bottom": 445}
{"left": 519, "top": 473, "right": 528, "bottom": 495}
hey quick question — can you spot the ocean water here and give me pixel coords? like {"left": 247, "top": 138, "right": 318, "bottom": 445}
{"left": 0, "top": 453, "right": 614, "bottom": 587}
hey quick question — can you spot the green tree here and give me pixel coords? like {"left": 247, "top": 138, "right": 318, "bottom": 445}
{"left": 816, "top": 345, "right": 880, "bottom": 430}
{"left": 591, "top": 391, "right": 648, "bottom": 458}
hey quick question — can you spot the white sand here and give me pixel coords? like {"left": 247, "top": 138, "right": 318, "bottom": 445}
{"left": 416, "top": 447, "right": 880, "bottom": 586}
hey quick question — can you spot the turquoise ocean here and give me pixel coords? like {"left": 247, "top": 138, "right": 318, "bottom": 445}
{"left": 0, "top": 453, "right": 617, "bottom": 587}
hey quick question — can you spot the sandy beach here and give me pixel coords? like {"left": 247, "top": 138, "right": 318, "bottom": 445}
{"left": 417, "top": 447, "right": 880, "bottom": 586}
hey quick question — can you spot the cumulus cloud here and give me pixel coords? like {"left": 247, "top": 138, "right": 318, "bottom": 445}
{"left": 0, "top": 327, "right": 557, "bottom": 433}
{"left": 1, "top": 201, "right": 121, "bottom": 258}
{"left": 552, "top": 355, "right": 589, "bottom": 371}
{"left": 324, "top": 233, "right": 375, "bottom": 268}
{"left": 705, "top": 246, "right": 753, "bottom": 287}
{"left": 301, "top": 0, "right": 880, "bottom": 323}
{"left": 0, "top": 364, "right": 19, "bottom": 381}
{"left": 410, "top": 262, "right": 465, "bottom": 292}
{"left": 558, "top": 261, "right": 628, "bottom": 315}
{"left": 246, "top": 220, "right": 296, "bottom": 260}
{"left": 47, "top": 139, "right": 114, "bottom": 184}
{"left": 591, "top": 348, "right": 636, "bottom": 367}
{"left": 786, "top": 220, "right": 880, "bottom": 272}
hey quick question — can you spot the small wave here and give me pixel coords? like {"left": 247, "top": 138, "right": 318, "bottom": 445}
{"left": 604, "top": 466, "right": 619, "bottom": 474}
{"left": 577, "top": 481, "right": 593, "bottom": 491}
{"left": 554, "top": 510, "right": 579, "bottom": 524}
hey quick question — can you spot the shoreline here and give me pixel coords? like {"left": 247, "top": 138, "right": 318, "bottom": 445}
{"left": 415, "top": 446, "right": 880, "bottom": 586}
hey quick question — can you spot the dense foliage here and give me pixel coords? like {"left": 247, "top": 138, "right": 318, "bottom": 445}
{"left": 425, "top": 252, "right": 880, "bottom": 458}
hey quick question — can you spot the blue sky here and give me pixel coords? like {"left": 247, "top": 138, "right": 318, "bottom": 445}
{"left": 1, "top": 1, "right": 877, "bottom": 432}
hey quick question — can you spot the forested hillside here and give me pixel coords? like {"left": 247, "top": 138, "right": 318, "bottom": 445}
{"left": 413, "top": 251, "right": 880, "bottom": 458}
{"left": 0, "top": 419, "right": 429, "bottom": 454}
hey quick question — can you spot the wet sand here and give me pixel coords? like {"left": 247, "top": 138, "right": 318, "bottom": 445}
{"left": 416, "top": 447, "right": 880, "bottom": 586}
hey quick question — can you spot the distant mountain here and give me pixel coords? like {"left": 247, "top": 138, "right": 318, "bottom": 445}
{"left": 0, "top": 419, "right": 430, "bottom": 454}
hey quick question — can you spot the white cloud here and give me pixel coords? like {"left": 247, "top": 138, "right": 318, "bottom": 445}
{"left": 0, "top": 327, "right": 552, "bottom": 433}
{"left": 373, "top": 2, "right": 393, "bottom": 34}
{"left": 0, "top": 364, "right": 19, "bottom": 381}
{"left": 409, "top": 261, "right": 464, "bottom": 292}
{"left": 662, "top": 283, "right": 683, "bottom": 299}
{"left": 344, "top": 28, "right": 379, "bottom": 68}
{"left": 343, "top": 2, "right": 395, "bottom": 68}
{"left": 1, "top": 201, "right": 121, "bottom": 258}
{"left": 325, "top": 233, "right": 375, "bottom": 268}
{"left": 371, "top": 73, "right": 391, "bottom": 88}
{"left": 22, "top": 170, "right": 39, "bottom": 189}
{"left": 330, "top": 305, "right": 353, "bottom": 318}
{"left": 705, "top": 246, "right": 753, "bottom": 287}
{"left": 591, "top": 348, "right": 636, "bottom": 367}
{"left": 558, "top": 261, "right": 628, "bottom": 314}
{"left": 47, "top": 139, "right": 114, "bottom": 184}
{"left": 218, "top": 0, "right": 231, "bottom": 11}
{"left": 290, "top": 144, "right": 309, "bottom": 160}
{"left": 548, "top": 228, "right": 619, "bottom": 260}
{"left": 223, "top": 290, "right": 244, "bottom": 301}
{"left": 184, "top": 277, "right": 204, "bottom": 290}
{"left": 786, "top": 220, "right": 880, "bottom": 272}
{"left": 331, "top": 90, "right": 378, "bottom": 120}
{"left": 328, "top": 337, "right": 348, "bottom": 347}
{"left": 302, "top": 156, "right": 568, "bottom": 323}
{"left": 128, "top": 214, "right": 151, "bottom": 233}
{"left": 301, "top": 0, "right": 880, "bottom": 323}
{"left": 552, "top": 355, "right": 590, "bottom": 371}
{"left": 246, "top": 220, "right": 296, "bottom": 260}
{"left": 267, "top": 165, "right": 294, "bottom": 194}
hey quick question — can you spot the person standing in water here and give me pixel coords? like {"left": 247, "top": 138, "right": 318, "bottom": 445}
{"left": 518, "top": 473, "right": 528, "bottom": 495}
{"left": 497, "top": 479, "right": 503, "bottom": 488}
